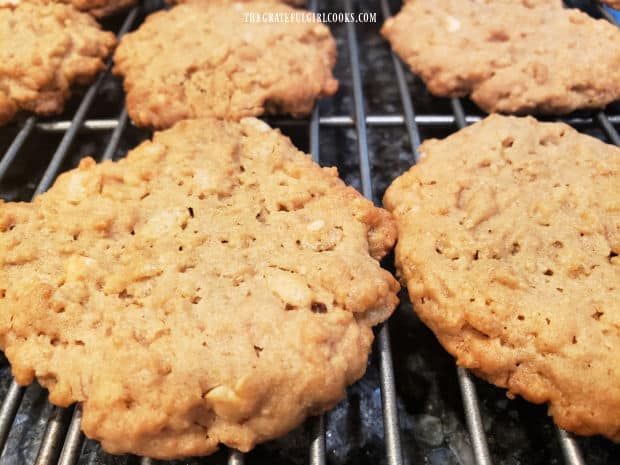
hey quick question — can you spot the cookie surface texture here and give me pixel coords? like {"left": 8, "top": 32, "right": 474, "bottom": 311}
{"left": 384, "top": 115, "right": 620, "bottom": 441}
{"left": 62, "top": 0, "right": 136, "bottom": 18}
{"left": 0, "top": 118, "right": 399, "bottom": 459}
{"left": 381, "top": 0, "right": 620, "bottom": 114}
{"left": 113, "top": 0, "right": 338, "bottom": 129}
{"left": 172, "top": 0, "right": 307, "bottom": 5}
{"left": 0, "top": 1, "right": 116, "bottom": 126}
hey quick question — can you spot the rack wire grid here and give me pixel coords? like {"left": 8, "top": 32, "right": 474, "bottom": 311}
{"left": 0, "top": 0, "right": 619, "bottom": 465}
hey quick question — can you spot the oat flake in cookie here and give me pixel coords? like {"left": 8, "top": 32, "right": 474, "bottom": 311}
{"left": 384, "top": 115, "right": 620, "bottom": 441}
{"left": 113, "top": 0, "right": 338, "bottom": 129}
{"left": 0, "top": 118, "right": 399, "bottom": 459}
{"left": 381, "top": 0, "right": 620, "bottom": 115}
{"left": 0, "top": 1, "right": 116, "bottom": 126}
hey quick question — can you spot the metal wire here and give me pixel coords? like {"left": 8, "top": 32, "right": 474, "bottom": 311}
{"left": 0, "top": 381, "right": 25, "bottom": 455}
{"left": 309, "top": 415, "right": 327, "bottom": 465}
{"left": 456, "top": 367, "right": 493, "bottom": 465}
{"left": 33, "top": 7, "right": 139, "bottom": 197}
{"left": 557, "top": 428, "right": 587, "bottom": 465}
{"left": 34, "top": 406, "right": 75, "bottom": 465}
{"left": 102, "top": 109, "right": 131, "bottom": 162}
{"left": 344, "top": 2, "right": 405, "bottom": 465}
{"left": 596, "top": 3, "right": 617, "bottom": 22}
{"left": 227, "top": 450, "right": 244, "bottom": 465}
{"left": 0, "top": 116, "right": 36, "bottom": 182}
{"left": 379, "top": 0, "right": 422, "bottom": 159}
{"left": 450, "top": 98, "right": 468, "bottom": 130}
{"left": 344, "top": 2, "right": 372, "bottom": 198}
{"left": 597, "top": 111, "right": 620, "bottom": 145}
{"left": 35, "top": 114, "right": 620, "bottom": 132}
{"left": 57, "top": 406, "right": 84, "bottom": 465}
{"left": 309, "top": 105, "right": 321, "bottom": 163}
{"left": 37, "top": 119, "right": 121, "bottom": 132}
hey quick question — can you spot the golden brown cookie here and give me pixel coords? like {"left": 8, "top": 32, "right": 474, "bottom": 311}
{"left": 381, "top": 0, "right": 620, "bottom": 114}
{"left": 173, "top": 0, "right": 307, "bottom": 5}
{"left": 59, "top": 0, "right": 136, "bottom": 18}
{"left": 1, "top": 0, "right": 136, "bottom": 17}
{"left": 384, "top": 115, "right": 620, "bottom": 441}
{"left": 113, "top": 0, "right": 338, "bottom": 129}
{"left": 0, "top": 1, "right": 116, "bottom": 126}
{"left": 0, "top": 118, "right": 399, "bottom": 459}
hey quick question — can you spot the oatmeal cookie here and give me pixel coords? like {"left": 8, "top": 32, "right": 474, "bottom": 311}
{"left": 0, "top": 1, "right": 116, "bottom": 126}
{"left": 381, "top": 0, "right": 620, "bottom": 114}
{"left": 384, "top": 115, "right": 620, "bottom": 441}
{"left": 113, "top": 0, "right": 338, "bottom": 128}
{"left": 61, "top": 0, "right": 136, "bottom": 18}
{"left": 0, "top": 118, "right": 399, "bottom": 458}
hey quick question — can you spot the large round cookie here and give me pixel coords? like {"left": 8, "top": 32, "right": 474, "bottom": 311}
{"left": 3, "top": 0, "right": 136, "bottom": 17}
{"left": 381, "top": 0, "right": 620, "bottom": 115}
{"left": 0, "top": 118, "right": 399, "bottom": 459}
{"left": 0, "top": 1, "right": 116, "bottom": 126}
{"left": 384, "top": 115, "right": 620, "bottom": 441}
{"left": 113, "top": 0, "right": 338, "bottom": 129}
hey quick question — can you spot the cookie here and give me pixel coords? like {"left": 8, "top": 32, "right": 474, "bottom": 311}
{"left": 113, "top": 0, "right": 338, "bottom": 129}
{"left": 0, "top": 117, "right": 399, "bottom": 459}
{"left": 0, "top": 1, "right": 116, "bottom": 126}
{"left": 381, "top": 0, "right": 620, "bottom": 114}
{"left": 384, "top": 114, "right": 620, "bottom": 441}
{"left": 2, "top": 0, "right": 136, "bottom": 17}
{"left": 173, "top": 0, "right": 307, "bottom": 5}
{"left": 60, "top": 0, "right": 136, "bottom": 18}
